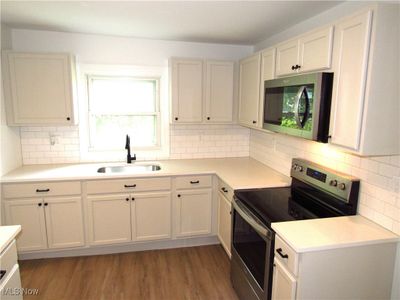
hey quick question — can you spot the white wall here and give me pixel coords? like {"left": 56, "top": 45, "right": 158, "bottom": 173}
{"left": 10, "top": 28, "right": 253, "bottom": 163}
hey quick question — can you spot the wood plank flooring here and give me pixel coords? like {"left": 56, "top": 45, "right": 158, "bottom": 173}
{"left": 19, "top": 245, "right": 239, "bottom": 300}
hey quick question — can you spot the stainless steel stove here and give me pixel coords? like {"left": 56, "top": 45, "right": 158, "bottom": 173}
{"left": 231, "top": 158, "right": 360, "bottom": 300}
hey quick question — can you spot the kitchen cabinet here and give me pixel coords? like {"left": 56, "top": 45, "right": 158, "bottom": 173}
{"left": 170, "top": 58, "right": 203, "bottom": 123}
{"left": 86, "top": 177, "right": 172, "bottom": 245}
{"left": 271, "top": 233, "right": 397, "bottom": 300}
{"left": 261, "top": 48, "right": 276, "bottom": 82}
{"left": 205, "top": 61, "right": 234, "bottom": 123}
{"left": 174, "top": 175, "right": 213, "bottom": 237}
{"left": 238, "top": 53, "right": 262, "bottom": 128}
{"left": 0, "top": 234, "right": 22, "bottom": 300}
{"left": 170, "top": 58, "right": 234, "bottom": 124}
{"left": 329, "top": 5, "right": 399, "bottom": 155}
{"left": 2, "top": 51, "right": 77, "bottom": 126}
{"left": 3, "top": 181, "right": 84, "bottom": 252}
{"left": 217, "top": 179, "right": 233, "bottom": 257}
{"left": 275, "top": 26, "right": 333, "bottom": 77}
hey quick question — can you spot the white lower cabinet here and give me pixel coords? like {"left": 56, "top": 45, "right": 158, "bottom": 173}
{"left": 217, "top": 192, "right": 231, "bottom": 257}
{"left": 0, "top": 238, "right": 22, "bottom": 300}
{"left": 132, "top": 192, "right": 171, "bottom": 241}
{"left": 87, "top": 194, "right": 132, "bottom": 245}
{"left": 272, "top": 259, "right": 297, "bottom": 300}
{"left": 87, "top": 192, "right": 172, "bottom": 245}
{"left": 4, "top": 197, "right": 84, "bottom": 252}
{"left": 174, "top": 189, "right": 212, "bottom": 237}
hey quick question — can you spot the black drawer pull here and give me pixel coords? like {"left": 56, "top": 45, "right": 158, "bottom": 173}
{"left": 38, "top": 203, "right": 42, "bottom": 207}
{"left": 36, "top": 189, "right": 50, "bottom": 193}
{"left": 221, "top": 187, "right": 228, "bottom": 193}
{"left": 44, "top": 203, "right": 48, "bottom": 206}
{"left": 126, "top": 198, "right": 129, "bottom": 202}
{"left": 276, "top": 248, "right": 289, "bottom": 259}
{"left": 124, "top": 184, "right": 136, "bottom": 188}
{"left": 190, "top": 180, "right": 200, "bottom": 184}
{"left": 0, "top": 270, "right": 6, "bottom": 280}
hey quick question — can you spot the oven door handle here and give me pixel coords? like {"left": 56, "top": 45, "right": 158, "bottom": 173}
{"left": 294, "top": 85, "right": 310, "bottom": 129}
{"left": 233, "top": 199, "right": 273, "bottom": 240}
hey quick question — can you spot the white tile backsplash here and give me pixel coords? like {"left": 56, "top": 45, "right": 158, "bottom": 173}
{"left": 20, "top": 124, "right": 250, "bottom": 164}
{"left": 249, "top": 129, "right": 400, "bottom": 235}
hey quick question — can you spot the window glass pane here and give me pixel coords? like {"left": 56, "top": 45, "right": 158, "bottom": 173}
{"left": 89, "top": 77, "right": 156, "bottom": 114}
{"left": 90, "top": 115, "right": 157, "bottom": 149}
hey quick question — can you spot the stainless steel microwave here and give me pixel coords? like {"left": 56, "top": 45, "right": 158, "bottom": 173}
{"left": 263, "top": 72, "right": 333, "bottom": 142}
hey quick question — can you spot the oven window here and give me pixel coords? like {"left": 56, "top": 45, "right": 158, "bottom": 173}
{"left": 233, "top": 209, "right": 267, "bottom": 289}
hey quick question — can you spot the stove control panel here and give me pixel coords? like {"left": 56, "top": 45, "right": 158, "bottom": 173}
{"left": 291, "top": 158, "right": 359, "bottom": 203}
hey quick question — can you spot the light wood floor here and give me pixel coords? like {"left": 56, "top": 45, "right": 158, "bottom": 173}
{"left": 19, "top": 245, "right": 239, "bottom": 300}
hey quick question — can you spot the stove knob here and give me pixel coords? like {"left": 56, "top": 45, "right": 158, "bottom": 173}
{"left": 329, "top": 180, "right": 338, "bottom": 187}
{"left": 338, "top": 183, "right": 346, "bottom": 190}
{"left": 298, "top": 166, "right": 304, "bottom": 172}
{"left": 292, "top": 164, "right": 298, "bottom": 170}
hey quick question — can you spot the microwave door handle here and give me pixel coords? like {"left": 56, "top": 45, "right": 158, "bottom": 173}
{"left": 294, "top": 85, "right": 307, "bottom": 128}
{"left": 303, "top": 87, "right": 311, "bottom": 127}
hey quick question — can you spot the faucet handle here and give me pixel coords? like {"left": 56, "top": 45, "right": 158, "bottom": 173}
{"left": 132, "top": 153, "right": 137, "bottom": 161}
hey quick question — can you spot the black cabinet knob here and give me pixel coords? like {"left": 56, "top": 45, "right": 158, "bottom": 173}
{"left": 38, "top": 203, "right": 42, "bottom": 207}
{"left": 177, "top": 194, "right": 181, "bottom": 198}
{"left": 126, "top": 198, "right": 129, "bottom": 201}
{"left": 175, "top": 117, "right": 178, "bottom": 121}
{"left": 66, "top": 117, "right": 70, "bottom": 121}
{"left": 44, "top": 203, "right": 48, "bottom": 206}
{"left": 207, "top": 117, "right": 210, "bottom": 120}
{"left": 291, "top": 65, "right": 296, "bottom": 70}
{"left": 252, "top": 120, "right": 257, "bottom": 124}
{"left": 131, "top": 197, "right": 135, "bottom": 201}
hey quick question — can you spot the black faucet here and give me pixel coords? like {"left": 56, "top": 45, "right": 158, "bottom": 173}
{"left": 125, "top": 134, "right": 136, "bottom": 163}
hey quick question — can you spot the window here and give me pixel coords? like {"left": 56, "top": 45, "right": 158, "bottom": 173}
{"left": 87, "top": 76, "right": 160, "bottom": 150}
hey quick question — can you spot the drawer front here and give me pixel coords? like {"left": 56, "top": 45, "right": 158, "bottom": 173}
{"left": 275, "top": 235, "right": 298, "bottom": 276}
{"left": 175, "top": 175, "right": 212, "bottom": 190}
{"left": 0, "top": 240, "right": 18, "bottom": 285}
{"left": 86, "top": 177, "right": 171, "bottom": 194}
{"left": 218, "top": 178, "right": 234, "bottom": 201}
{"left": 3, "top": 181, "right": 81, "bottom": 198}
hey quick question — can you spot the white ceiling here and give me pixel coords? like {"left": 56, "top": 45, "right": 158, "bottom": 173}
{"left": 1, "top": 1, "right": 342, "bottom": 45}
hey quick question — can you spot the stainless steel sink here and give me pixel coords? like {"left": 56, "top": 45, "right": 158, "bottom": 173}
{"left": 97, "top": 164, "right": 161, "bottom": 173}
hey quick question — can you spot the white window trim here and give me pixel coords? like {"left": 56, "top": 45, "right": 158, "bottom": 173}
{"left": 78, "top": 64, "right": 170, "bottom": 162}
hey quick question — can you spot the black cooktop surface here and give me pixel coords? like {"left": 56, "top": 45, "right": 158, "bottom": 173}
{"left": 234, "top": 187, "right": 296, "bottom": 227}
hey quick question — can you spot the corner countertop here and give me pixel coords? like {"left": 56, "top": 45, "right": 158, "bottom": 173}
{"left": 0, "top": 157, "right": 291, "bottom": 190}
{"left": 272, "top": 215, "right": 399, "bottom": 253}
{"left": 0, "top": 225, "right": 21, "bottom": 253}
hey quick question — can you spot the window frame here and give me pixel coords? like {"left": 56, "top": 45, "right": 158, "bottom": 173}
{"left": 78, "top": 64, "right": 170, "bottom": 162}
{"left": 86, "top": 74, "right": 161, "bottom": 151}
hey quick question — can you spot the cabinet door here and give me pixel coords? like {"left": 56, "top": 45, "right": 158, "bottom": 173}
{"left": 276, "top": 39, "right": 299, "bottom": 77}
{"left": 238, "top": 53, "right": 261, "bottom": 127}
{"left": 0, "top": 265, "right": 23, "bottom": 300}
{"left": 299, "top": 26, "right": 333, "bottom": 73}
{"left": 170, "top": 58, "right": 203, "bottom": 123}
{"left": 87, "top": 194, "right": 131, "bottom": 245}
{"left": 272, "top": 259, "right": 297, "bottom": 300}
{"left": 4, "top": 199, "right": 47, "bottom": 252}
{"left": 261, "top": 48, "right": 276, "bottom": 82}
{"left": 329, "top": 11, "right": 372, "bottom": 151}
{"left": 217, "top": 192, "right": 232, "bottom": 257}
{"left": 44, "top": 196, "right": 85, "bottom": 249}
{"left": 3, "top": 52, "right": 75, "bottom": 125}
{"left": 205, "top": 61, "right": 234, "bottom": 123}
{"left": 174, "top": 189, "right": 212, "bottom": 237}
{"left": 131, "top": 192, "right": 171, "bottom": 241}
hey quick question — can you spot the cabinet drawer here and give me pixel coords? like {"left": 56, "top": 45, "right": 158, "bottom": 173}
{"left": 175, "top": 175, "right": 212, "bottom": 190}
{"left": 3, "top": 181, "right": 81, "bottom": 198}
{"left": 86, "top": 177, "right": 171, "bottom": 194}
{"left": 218, "top": 178, "right": 234, "bottom": 201}
{"left": 0, "top": 240, "right": 18, "bottom": 284}
{"left": 275, "top": 235, "right": 298, "bottom": 276}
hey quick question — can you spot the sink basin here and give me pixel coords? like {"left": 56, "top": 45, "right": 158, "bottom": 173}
{"left": 97, "top": 164, "right": 161, "bottom": 173}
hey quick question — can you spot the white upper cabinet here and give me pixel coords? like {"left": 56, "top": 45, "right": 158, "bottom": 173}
{"left": 276, "top": 26, "right": 333, "bottom": 77}
{"left": 329, "top": 5, "right": 399, "bottom": 155}
{"left": 170, "top": 58, "right": 234, "bottom": 124}
{"left": 2, "top": 52, "right": 77, "bottom": 126}
{"left": 205, "top": 61, "right": 234, "bottom": 123}
{"left": 170, "top": 58, "right": 203, "bottom": 123}
{"left": 261, "top": 48, "right": 276, "bottom": 82}
{"left": 238, "top": 53, "right": 262, "bottom": 128}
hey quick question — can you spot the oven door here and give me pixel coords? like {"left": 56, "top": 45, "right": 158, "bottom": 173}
{"left": 231, "top": 199, "right": 274, "bottom": 300}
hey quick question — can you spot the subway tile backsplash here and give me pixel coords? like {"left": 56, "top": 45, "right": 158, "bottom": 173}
{"left": 20, "top": 124, "right": 250, "bottom": 164}
{"left": 249, "top": 129, "right": 400, "bottom": 235}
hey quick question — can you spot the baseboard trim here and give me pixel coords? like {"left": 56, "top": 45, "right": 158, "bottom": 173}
{"left": 18, "top": 236, "right": 220, "bottom": 260}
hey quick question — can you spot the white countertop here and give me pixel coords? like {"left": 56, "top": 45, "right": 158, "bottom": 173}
{"left": 0, "top": 157, "right": 291, "bottom": 190}
{"left": 272, "top": 215, "right": 399, "bottom": 253}
{"left": 0, "top": 225, "right": 21, "bottom": 253}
